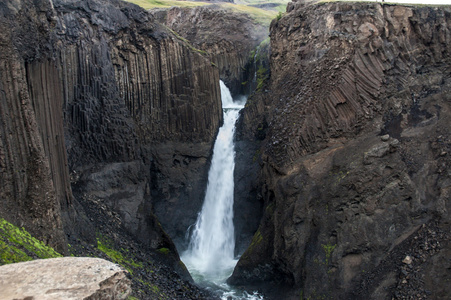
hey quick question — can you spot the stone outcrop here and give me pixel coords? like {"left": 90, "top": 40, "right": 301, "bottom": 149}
{"left": 153, "top": 5, "right": 268, "bottom": 95}
{"left": 0, "top": 0, "right": 222, "bottom": 292}
{"left": 231, "top": 1, "right": 451, "bottom": 299}
{"left": 0, "top": 257, "right": 131, "bottom": 299}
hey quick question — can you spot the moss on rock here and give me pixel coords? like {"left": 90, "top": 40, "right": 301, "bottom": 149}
{"left": 0, "top": 218, "right": 62, "bottom": 265}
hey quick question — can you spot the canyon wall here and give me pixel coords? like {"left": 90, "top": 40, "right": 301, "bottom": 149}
{"left": 0, "top": 0, "right": 222, "bottom": 279}
{"left": 152, "top": 4, "right": 270, "bottom": 251}
{"left": 0, "top": 0, "right": 69, "bottom": 253}
{"left": 231, "top": 1, "right": 451, "bottom": 299}
{"left": 154, "top": 5, "right": 268, "bottom": 96}
{"left": 52, "top": 0, "right": 222, "bottom": 251}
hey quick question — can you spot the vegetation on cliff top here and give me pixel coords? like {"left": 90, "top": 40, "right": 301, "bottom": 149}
{"left": 125, "top": 0, "right": 287, "bottom": 26}
{"left": 126, "top": 0, "right": 205, "bottom": 8}
{"left": 0, "top": 218, "right": 62, "bottom": 265}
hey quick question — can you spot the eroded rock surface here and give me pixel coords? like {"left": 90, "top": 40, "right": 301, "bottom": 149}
{"left": 232, "top": 1, "right": 451, "bottom": 299}
{"left": 0, "top": 0, "right": 222, "bottom": 295}
{"left": 0, "top": 257, "right": 130, "bottom": 300}
{"left": 154, "top": 5, "right": 268, "bottom": 95}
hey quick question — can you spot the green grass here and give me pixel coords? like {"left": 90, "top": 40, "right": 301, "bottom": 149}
{"left": 318, "top": 0, "right": 451, "bottom": 5}
{"left": 220, "top": 3, "right": 280, "bottom": 26}
{"left": 0, "top": 218, "right": 62, "bottom": 265}
{"left": 235, "top": 0, "right": 289, "bottom": 13}
{"left": 124, "top": 0, "right": 285, "bottom": 26}
{"left": 125, "top": 0, "right": 206, "bottom": 9}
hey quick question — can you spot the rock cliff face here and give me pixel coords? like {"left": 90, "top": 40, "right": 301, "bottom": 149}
{"left": 231, "top": 1, "right": 451, "bottom": 299}
{"left": 0, "top": 0, "right": 69, "bottom": 254}
{"left": 0, "top": 0, "right": 222, "bottom": 287}
{"left": 154, "top": 5, "right": 268, "bottom": 95}
{"left": 51, "top": 0, "right": 222, "bottom": 251}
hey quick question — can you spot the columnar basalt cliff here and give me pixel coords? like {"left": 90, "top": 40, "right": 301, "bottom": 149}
{"left": 4, "top": 0, "right": 451, "bottom": 298}
{"left": 52, "top": 0, "right": 222, "bottom": 251}
{"left": 0, "top": 0, "right": 69, "bottom": 254}
{"left": 0, "top": 0, "right": 222, "bottom": 295}
{"left": 232, "top": 1, "right": 451, "bottom": 299}
{"left": 154, "top": 5, "right": 269, "bottom": 95}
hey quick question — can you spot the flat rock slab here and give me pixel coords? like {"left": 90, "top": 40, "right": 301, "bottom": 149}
{"left": 0, "top": 257, "right": 131, "bottom": 300}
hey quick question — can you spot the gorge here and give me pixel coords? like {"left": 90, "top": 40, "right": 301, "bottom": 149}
{"left": 181, "top": 81, "right": 255, "bottom": 299}
{"left": 1, "top": 0, "right": 451, "bottom": 299}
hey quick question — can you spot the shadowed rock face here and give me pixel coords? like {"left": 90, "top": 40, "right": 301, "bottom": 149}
{"left": 51, "top": 0, "right": 222, "bottom": 252}
{"left": 154, "top": 5, "right": 269, "bottom": 96}
{"left": 232, "top": 1, "right": 451, "bottom": 299}
{"left": 0, "top": 0, "right": 69, "bottom": 254}
{"left": 0, "top": 0, "right": 222, "bottom": 277}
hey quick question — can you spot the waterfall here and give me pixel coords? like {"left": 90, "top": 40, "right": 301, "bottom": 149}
{"left": 181, "top": 81, "right": 261, "bottom": 299}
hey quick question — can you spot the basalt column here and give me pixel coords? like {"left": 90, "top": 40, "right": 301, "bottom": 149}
{"left": 231, "top": 2, "right": 451, "bottom": 299}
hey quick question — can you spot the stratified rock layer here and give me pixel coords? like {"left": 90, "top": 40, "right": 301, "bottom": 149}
{"left": 232, "top": 1, "right": 451, "bottom": 299}
{"left": 0, "top": 257, "right": 130, "bottom": 300}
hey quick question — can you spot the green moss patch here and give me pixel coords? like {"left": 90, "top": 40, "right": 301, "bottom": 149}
{"left": 321, "top": 243, "right": 336, "bottom": 265}
{"left": 0, "top": 218, "right": 62, "bottom": 265}
{"left": 242, "top": 229, "right": 264, "bottom": 259}
{"left": 163, "top": 26, "right": 208, "bottom": 56}
{"left": 0, "top": 241, "right": 32, "bottom": 264}
{"left": 97, "top": 235, "right": 143, "bottom": 274}
{"left": 157, "top": 247, "right": 170, "bottom": 255}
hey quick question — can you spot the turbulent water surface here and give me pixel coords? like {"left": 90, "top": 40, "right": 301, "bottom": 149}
{"left": 181, "top": 81, "right": 262, "bottom": 300}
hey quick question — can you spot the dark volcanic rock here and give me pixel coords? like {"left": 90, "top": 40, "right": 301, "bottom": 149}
{"left": 0, "top": 0, "right": 69, "bottom": 254}
{"left": 232, "top": 1, "right": 451, "bottom": 299}
{"left": 153, "top": 5, "right": 268, "bottom": 96}
{"left": 55, "top": 0, "right": 222, "bottom": 255}
{"left": 0, "top": 0, "right": 222, "bottom": 294}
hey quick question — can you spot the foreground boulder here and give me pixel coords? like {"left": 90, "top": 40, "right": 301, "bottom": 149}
{"left": 0, "top": 257, "right": 131, "bottom": 300}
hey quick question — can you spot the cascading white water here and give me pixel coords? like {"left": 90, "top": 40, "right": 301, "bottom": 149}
{"left": 181, "top": 81, "right": 262, "bottom": 299}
